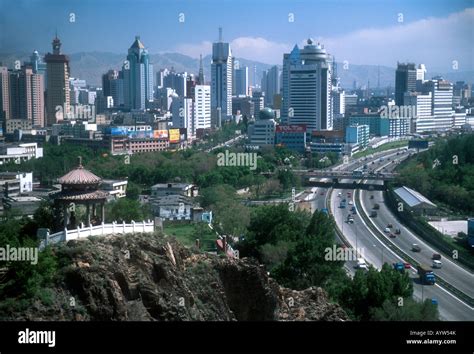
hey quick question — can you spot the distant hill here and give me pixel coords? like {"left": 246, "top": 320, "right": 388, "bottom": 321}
{"left": 1, "top": 51, "right": 472, "bottom": 91}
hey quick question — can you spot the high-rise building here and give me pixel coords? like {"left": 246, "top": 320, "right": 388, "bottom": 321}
{"left": 193, "top": 85, "right": 211, "bottom": 133}
{"left": 122, "top": 36, "right": 154, "bottom": 110}
{"left": 156, "top": 68, "right": 169, "bottom": 89}
{"left": 211, "top": 27, "right": 233, "bottom": 127}
{"left": 110, "top": 72, "right": 124, "bottom": 108}
{"left": 248, "top": 108, "right": 276, "bottom": 147}
{"left": 332, "top": 89, "right": 345, "bottom": 115}
{"left": 198, "top": 54, "right": 205, "bottom": 85}
{"left": 171, "top": 95, "right": 193, "bottom": 139}
{"left": 261, "top": 65, "right": 280, "bottom": 107}
{"left": 155, "top": 87, "right": 175, "bottom": 112}
{"left": 251, "top": 91, "right": 264, "bottom": 116}
{"left": 163, "top": 70, "right": 187, "bottom": 97}
{"left": 44, "top": 35, "right": 70, "bottom": 126}
{"left": 29, "top": 51, "right": 47, "bottom": 89}
{"left": 102, "top": 70, "right": 119, "bottom": 98}
{"left": 234, "top": 64, "right": 248, "bottom": 96}
{"left": 282, "top": 39, "right": 333, "bottom": 133}
{"left": 395, "top": 62, "right": 417, "bottom": 106}
{"left": 8, "top": 66, "right": 45, "bottom": 127}
{"left": 0, "top": 66, "right": 11, "bottom": 121}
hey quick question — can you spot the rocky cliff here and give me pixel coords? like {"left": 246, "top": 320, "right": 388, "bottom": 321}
{"left": 12, "top": 232, "right": 348, "bottom": 321}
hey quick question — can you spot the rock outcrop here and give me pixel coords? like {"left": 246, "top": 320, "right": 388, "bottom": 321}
{"left": 9, "top": 233, "right": 348, "bottom": 321}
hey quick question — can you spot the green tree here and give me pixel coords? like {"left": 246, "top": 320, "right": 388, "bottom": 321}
{"left": 371, "top": 298, "right": 439, "bottom": 321}
{"left": 105, "top": 198, "right": 150, "bottom": 223}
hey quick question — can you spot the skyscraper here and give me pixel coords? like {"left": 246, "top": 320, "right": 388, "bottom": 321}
{"left": 395, "top": 62, "right": 417, "bottom": 106}
{"left": 261, "top": 65, "right": 280, "bottom": 106}
{"left": 122, "top": 36, "right": 154, "bottom": 110}
{"left": 234, "top": 65, "right": 249, "bottom": 96}
{"left": 282, "top": 39, "right": 333, "bottom": 132}
{"left": 163, "top": 70, "right": 187, "bottom": 97}
{"left": 171, "top": 95, "right": 193, "bottom": 139}
{"left": 44, "top": 35, "right": 70, "bottom": 125}
{"left": 0, "top": 66, "right": 11, "bottom": 121}
{"left": 211, "top": 27, "right": 233, "bottom": 127}
{"left": 193, "top": 85, "right": 211, "bottom": 133}
{"left": 9, "top": 65, "right": 45, "bottom": 127}
{"left": 102, "top": 70, "right": 119, "bottom": 98}
{"left": 198, "top": 54, "right": 205, "bottom": 85}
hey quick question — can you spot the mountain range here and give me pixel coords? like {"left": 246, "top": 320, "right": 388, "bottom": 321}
{"left": 1, "top": 51, "right": 473, "bottom": 91}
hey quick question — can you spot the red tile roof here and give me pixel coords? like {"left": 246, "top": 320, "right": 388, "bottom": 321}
{"left": 58, "top": 162, "right": 102, "bottom": 185}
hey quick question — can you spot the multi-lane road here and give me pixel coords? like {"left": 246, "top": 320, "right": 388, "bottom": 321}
{"left": 306, "top": 148, "right": 473, "bottom": 321}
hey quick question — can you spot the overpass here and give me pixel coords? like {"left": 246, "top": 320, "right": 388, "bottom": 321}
{"left": 295, "top": 170, "right": 399, "bottom": 181}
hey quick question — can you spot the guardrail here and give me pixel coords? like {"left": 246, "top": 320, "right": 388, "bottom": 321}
{"left": 39, "top": 220, "right": 155, "bottom": 250}
{"left": 355, "top": 189, "right": 474, "bottom": 308}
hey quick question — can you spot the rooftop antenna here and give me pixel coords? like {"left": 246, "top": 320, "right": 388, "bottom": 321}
{"left": 219, "top": 27, "right": 223, "bottom": 42}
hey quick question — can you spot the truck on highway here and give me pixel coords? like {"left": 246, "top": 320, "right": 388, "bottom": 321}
{"left": 417, "top": 265, "right": 436, "bottom": 285}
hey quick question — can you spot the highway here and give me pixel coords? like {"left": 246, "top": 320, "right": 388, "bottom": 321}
{"left": 326, "top": 154, "right": 474, "bottom": 321}
{"left": 359, "top": 186, "right": 474, "bottom": 298}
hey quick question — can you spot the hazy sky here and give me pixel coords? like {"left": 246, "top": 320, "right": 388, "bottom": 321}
{"left": 0, "top": 0, "right": 472, "bottom": 71}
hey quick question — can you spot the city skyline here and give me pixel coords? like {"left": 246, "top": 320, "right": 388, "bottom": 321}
{"left": 0, "top": 1, "right": 472, "bottom": 72}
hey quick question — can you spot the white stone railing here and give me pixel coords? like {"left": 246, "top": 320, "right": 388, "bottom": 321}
{"left": 39, "top": 220, "right": 155, "bottom": 250}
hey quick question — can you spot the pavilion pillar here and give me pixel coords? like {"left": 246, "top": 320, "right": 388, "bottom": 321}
{"left": 86, "top": 204, "right": 91, "bottom": 227}
{"left": 92, "top": 204, "right": 96, "bottom": 218}
{"left": 63, "top": 204, "right": 69, "bottom": 229}
{"left": 101, "top": 202, "right": 105, "bottom": 223}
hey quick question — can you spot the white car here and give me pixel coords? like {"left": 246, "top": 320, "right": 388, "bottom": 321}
{"left": 356, "top": 258, "right": 368, "bottom": 270}
{"left": 432, "top": 260, "right": 442, "bottom": 269}
{"left": 348, "top": 201, "right": 353, "bottom": 205}
{"left": 384, "top": 227, "right": 390, "bottom": 233}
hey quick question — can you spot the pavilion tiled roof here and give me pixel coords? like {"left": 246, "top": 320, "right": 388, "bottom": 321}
{"left": 58, "top": 158, "right": 102, "bottom": 185}
{"left": 53, "top": 190, "right": 108, "bottom": 201}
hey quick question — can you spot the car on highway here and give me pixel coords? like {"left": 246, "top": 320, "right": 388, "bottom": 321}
{"left": 384, "top": 227, "right": 390, "bottom": 233}
{"left": 370, "top": 211, "right": 378, "bottom": 217}
{"left": 387, "top": 223, "right": 393, "bottom": 228}
{"left": 356, "top": 258, "right": 368, "bottom": 270}
{"left": 338, "top": 192, "right": 342, "bottom": 197}
{"left": 389, "top": 233, "right": 396, "bottom": 238}
{"left": 432, "top": 260, "right": 442, "bottom": 269}
{"left": 370, "top": 195, "right": 374, "bottom": 200}
{"left": 403, "top": 262, "right": 411, "bottom": 269}
{"left": 432, "top": 253, "right": 442, "bottom": 260}
{"left": 373, "top": 203, "right": 380, "bottom": 210}
{"left": 412, "top": 244, "right": 421, "bottom": 252}
{"left": 348, "top": 201, "right": 353, "bottom": 205}
{"left": 431, "top": 298, "right": 438, "bottom": 306}
{"left": 395, "top": 228, "right": 401, "bottom": 234}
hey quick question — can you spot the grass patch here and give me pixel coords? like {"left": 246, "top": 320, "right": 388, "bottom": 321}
{"left": 163, "top": 222, "right": 217, "bottom": 252}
